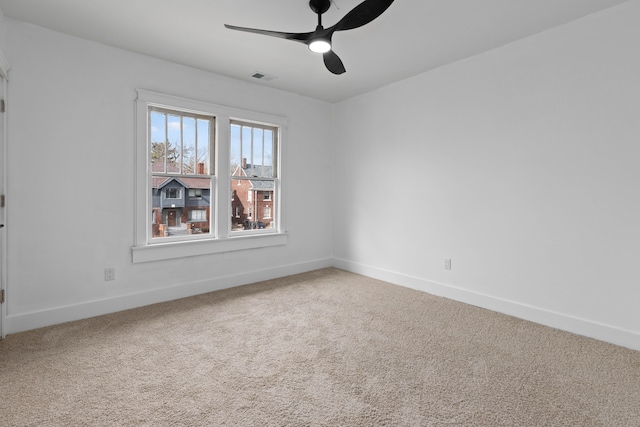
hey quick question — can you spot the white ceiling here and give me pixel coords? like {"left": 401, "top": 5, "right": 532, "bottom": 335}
{"left": 0, "top": 0, "right": 630, "bottom": 103}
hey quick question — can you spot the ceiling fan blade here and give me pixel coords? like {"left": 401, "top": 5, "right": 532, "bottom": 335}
{"left": 323, "top": 50, "right": 346, "bottom": 75}
{"left": 224, "top": 24, "right": 312, "bottom": 43}
{"left": 332, "top": 0, "right": 394, "bottom": 32}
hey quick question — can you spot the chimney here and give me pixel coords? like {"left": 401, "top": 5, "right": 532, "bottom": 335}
{"left": 197, "top": 162, "right": 205, "bottom": 175}
{"left": 242, "top": 158, "right": 247, "bottom": 169}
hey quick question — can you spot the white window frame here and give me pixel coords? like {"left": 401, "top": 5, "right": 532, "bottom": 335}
{"left": 133, "top": 90, "right": 287, "bottom": 263}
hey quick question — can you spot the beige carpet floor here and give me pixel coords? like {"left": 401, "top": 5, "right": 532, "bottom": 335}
{"left": 1, "top": 268, "right": 639, "bottom": 426}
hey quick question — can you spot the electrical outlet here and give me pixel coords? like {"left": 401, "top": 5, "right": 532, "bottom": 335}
{"left": 444, "top": 258, "right": 452, "bottom": 270}
{"left": 104, "top": 267, "right": 116, "bottom": 281}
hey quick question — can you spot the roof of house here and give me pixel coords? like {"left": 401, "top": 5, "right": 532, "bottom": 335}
{"left": 231, "top": 163, "right": 275, "bottom": 191}
{"left": 153, "top": 176, "right": 210, "bottom": 190}
{"left": 152, "top": 162, "right": 273, "bottom": 191}
{"left": 152, "top": 162, "right": 210, "bottom": 189}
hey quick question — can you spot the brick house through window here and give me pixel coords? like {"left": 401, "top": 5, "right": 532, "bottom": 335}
{"left": 231, "top": 157, "right": 275, "bottom": 230}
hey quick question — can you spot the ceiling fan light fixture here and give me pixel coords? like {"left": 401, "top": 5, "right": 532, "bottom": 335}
{"left": 309, "top": 38, "right": 331, "bottom": 54}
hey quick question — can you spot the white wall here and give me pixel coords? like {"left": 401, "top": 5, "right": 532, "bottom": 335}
{"left": 333, "top": 1, "right": 640, "bottom": 350}
{"left": 4, "top": 2, "right": 640, "bottom": 351}
{"left": 3, "top": 19, "right": 334, "bottom": 333}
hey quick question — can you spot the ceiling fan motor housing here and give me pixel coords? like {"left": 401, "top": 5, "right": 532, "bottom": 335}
{"left": 309, "top": 0, "right": 331, "bottom": 15}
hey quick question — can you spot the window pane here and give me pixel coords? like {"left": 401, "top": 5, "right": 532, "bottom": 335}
{"left": 264, "top": 129, "right": 274, "bottom": 167}
{"left": 182, "top": 116, "right": 196, "bottom": 174}
{"left": 242, "top": 126, "right": 252, "bottom": 174}
{"left": 254, "top": 128, "right": 263, "bottom": 166}
{"left": 149, "top": 108, "right": 214, "bottom": 240}
{"left": 167, "top": 115, "right": 182, "bottom": 171}
{"left": 197, "top": 119, "right": 210, "bottom": 174}
{"left": 151, "top": 175, "right": 212, "bottom": 239}
{"left": 230, "top": 122, "right": 276, "bottom": 178}
{"left": 230, "top": 124, "right": 242, "bottom": 172}
{"left": 230, "top": 179, "right": 275, "bottom": 232}
{"left": 151, "top": 111, "right": 167, "bottom": 173}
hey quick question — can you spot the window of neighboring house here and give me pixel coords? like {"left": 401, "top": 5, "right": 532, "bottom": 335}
{"left": 263, "top": 192, "right": 271, "bottom": 201}
{"left": 189, "top": 209, "right": 207, "bottom": 221}
{"left": 263, "top": 205, "right": 271, "bottom": 219}
{"left": 134, "top": 90, "right": 287, "bottom": 263}
{"left": 166, "top": 188, "right": 181, "bottom": 199}
{"left": 230, "top": 120, "right": 278, "bottom": 234}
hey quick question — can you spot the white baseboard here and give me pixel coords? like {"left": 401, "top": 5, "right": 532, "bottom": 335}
{"left": 5, "top": 257, "right": 333, "bottom": 336}
{"left": 6, "top": 256, "right": 639, "bottom": 352}
{"left": 333, "top": 258, "right": 640, "bottom": 352}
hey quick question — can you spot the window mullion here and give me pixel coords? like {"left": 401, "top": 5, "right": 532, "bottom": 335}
{"left": 216, "top": 115, "right": 231, "bottom": 238}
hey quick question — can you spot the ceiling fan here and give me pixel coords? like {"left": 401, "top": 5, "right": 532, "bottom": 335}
{"left": 225, "top": 0, "right": 395, "bottom": 75}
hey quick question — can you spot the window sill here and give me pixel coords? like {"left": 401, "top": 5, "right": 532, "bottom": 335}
{"left": 131, "top": 232, "right": 287, "bottom": 263}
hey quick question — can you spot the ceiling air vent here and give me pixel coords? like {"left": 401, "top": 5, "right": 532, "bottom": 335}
{"left": 250, "top": 72, "right": 276, "bottom": 82}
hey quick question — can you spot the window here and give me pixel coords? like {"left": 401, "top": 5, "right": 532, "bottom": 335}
{"left": 166, "top": 188, "right": 181, "bottom": 199}
{"left": 150, "top": 106, "right": 210, "bottom": 238}
{"left": 189, "top": 209, "right": 207, "bottom": 221}
{"left": 134, "top": 90, "right": 287, "bottom": 263}
{"left": 230, "top": 120, "right": 278, "bottom": 233}
{"left": 264, "top": 206, "right": 271, "bottom": 219}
